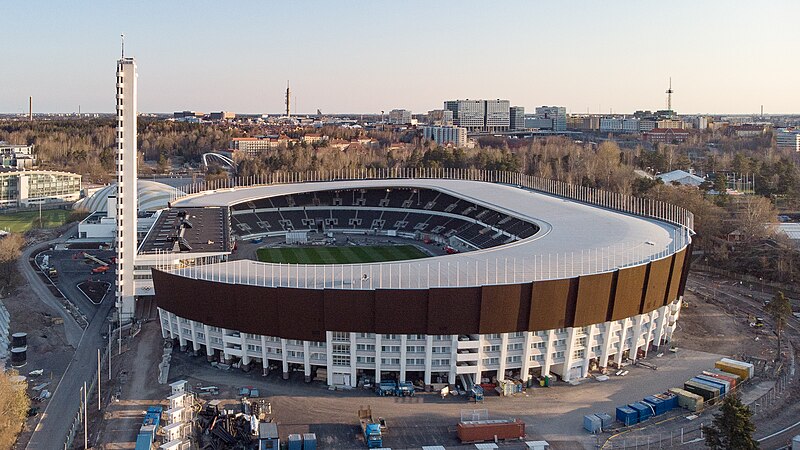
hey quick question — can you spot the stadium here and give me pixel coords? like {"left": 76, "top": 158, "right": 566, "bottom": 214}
{"left": 148, "top": 169, "right": 693, "bottom": 389}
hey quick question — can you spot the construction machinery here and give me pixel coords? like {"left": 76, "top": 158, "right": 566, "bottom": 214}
{"left": 395, "top": 381, "right": 415, "bottom": 397}
{"left": 358, "top": 406, "right": 383, "bottom": 448}
{"left": 376, "top": 380, "right": 397, "bottom": 396}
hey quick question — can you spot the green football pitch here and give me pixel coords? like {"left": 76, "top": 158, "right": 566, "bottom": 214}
{"left": 256, "top": 244, "right": 428, "bottom": 264}
{"left": 0, "top": 209, "right": 72, "bottom": 233}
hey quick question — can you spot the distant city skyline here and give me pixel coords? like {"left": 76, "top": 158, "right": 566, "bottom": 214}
{"left": 3, "top": 1, "right": 800, "bottom": 115}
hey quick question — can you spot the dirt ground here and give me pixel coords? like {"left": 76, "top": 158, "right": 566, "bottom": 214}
{"left": 671, "top": 289, "right": 776, "bottom": 359}
{"left": 4, "top": 284, "right": 75, "bottom": 449}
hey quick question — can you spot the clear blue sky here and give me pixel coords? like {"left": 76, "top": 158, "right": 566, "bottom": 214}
{"left": 3, "top": 1, "right": 799, "bottom": 114}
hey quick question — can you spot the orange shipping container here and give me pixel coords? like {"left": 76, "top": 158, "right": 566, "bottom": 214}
{"left": 714, "top": 361, "right": 750, "bottom": 381}
{"left": 457, "top": 419, "right": 526, "bottom": 443}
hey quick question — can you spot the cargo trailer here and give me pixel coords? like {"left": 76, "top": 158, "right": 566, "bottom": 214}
{"left": 456, "top": 418, "right": 525, "bottom": 443}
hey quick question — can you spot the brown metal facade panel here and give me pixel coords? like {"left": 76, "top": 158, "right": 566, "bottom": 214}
{"left": 516, "top": 283, "right": 533, "bottom": 330}
{"left": 666, "top": 248, "right": 686, "bottom": 304}
{"left": 374, "top": 289, "right": 428, "bottom": 334}
{"left": 323, "top": 289, "right": 375, "bottom": 333}
{"left": 152, "top": 270, "right": 222, "bottom": 328}
{"left": 642, "top": 257, "right": 673, "bottom": 313}
{"left": 529, "top": 278, "right": 574, "bottom": 330}
{"left": 234, "top": 284, "right": 281, "bottom": 337}
{"left": 611, "top": 265, "right": 647, "bottom": 321}
{"left": 427, "top": 287, "right": 481, "bottom": 335}
{"left": 574, "top": 272, "right": 614, "bottom": 327}
{"left": 277, "top": 288, "right": 325, "bottom": 341}
{"left": 479, "top": 284, "right": 523, "bottom": 333}
{"left": 678, "top": 244, "right": 693, "bottom": 296}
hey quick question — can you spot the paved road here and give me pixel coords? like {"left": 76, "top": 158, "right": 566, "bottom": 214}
{"left": 21, "top": 226, "right": 116, "bottom": 450}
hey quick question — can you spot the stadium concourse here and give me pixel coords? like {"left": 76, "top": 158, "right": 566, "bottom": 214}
{"left": 144, "top": 170, "right": 694, "bottom": 389}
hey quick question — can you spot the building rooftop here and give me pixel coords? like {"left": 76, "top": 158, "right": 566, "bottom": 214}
{"left": 139, "top": 207, "right": 229, "bottom": 254}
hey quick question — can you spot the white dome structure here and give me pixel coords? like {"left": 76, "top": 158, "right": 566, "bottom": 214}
{"left": 74, "top": 180, "right": 182, "bottom": 212}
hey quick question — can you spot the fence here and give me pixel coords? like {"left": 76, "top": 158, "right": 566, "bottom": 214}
{"left": 601, "top": 371, "right": 793, "bottom": 449}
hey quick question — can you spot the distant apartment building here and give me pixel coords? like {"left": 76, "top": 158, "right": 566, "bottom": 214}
{"left": 655, "top": 118, "right": 685, "bottom": 130}
{"left": 534, "top": 106, "right": 567, "bottom": 131}
{"left": 230, "top": 136, "right": 290, "bottom": 157}
{"left": 0, "top": 141, "right": 35, "bottom": 169}
{"left": 567, "top": 115, "right": 600, "bottom": 131}
{"left": 388, "top": 109, "right": 412, "bottom": 125}
{"left": 600, "top": 118, "right": 640, "bottom": 133}
{"left": 732, "top": 124, "right": 767, "bottom": 137}
{"left": 209, "top": 111, "right": 236, "bottom": 121}
{"left": 509, "top": 106, "right": 525, "bottom": 130}
{"left": 423, "top": 125, "right": 468, "bottom": 147}
{"left": 173, "top": 111, "right": 204, "bottom": 120}
{"left": 444, "top": 99, "right": 509, "bottom": 132}
{"left": 0, "top": 169, "right": 81, "bottom": 209}
{"left": 643, "top": 128, "right": 690, "bottom": 144}
{"left": 525, "top": 116, "right": 554, "bottom": 130}
{"left": 776, "top": 129, "right": 800, "bottom": 152}
{"left": 427, "top": 109, "right": 454, "bottom": 126}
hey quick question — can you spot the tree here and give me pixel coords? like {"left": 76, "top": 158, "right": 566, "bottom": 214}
{"left": 704, "top": 395, "right": 758, "bottom": 450}
{"left": 0, "top": 369, "right": 30, "bottom": 449}
{"left": 765, "top": 291, "right": 792, "bottom": 361}
{"left": 0, "top": 233, "right": 24, "bottom": 295}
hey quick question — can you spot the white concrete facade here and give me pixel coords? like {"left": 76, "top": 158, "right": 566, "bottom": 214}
{"left": 116, "top": 57, "right": 138, "bottom": 322}
{"left": 158, "top": 298, "right": 682, "bottom": 387}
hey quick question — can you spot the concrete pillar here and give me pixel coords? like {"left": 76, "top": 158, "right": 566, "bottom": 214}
{"left": 280, "top": 338, "right": 289, "bottom": 380}
{"left": 599, "top": 321, "right": 614, "bottom": 369}
{"left": 580, "top": 325, "right": 595, "bottom": 377}
{"left": 157, "top": 308, "right": 169, "bottom": 339}
{"left": 260, "top": 336, "right": 269, "bottom": 376}
{"left": 542, "top": 329, "right": 556, "bottom": 377}
{"left": 630, "top": 315, "right": 644, "bottom": 362}
{"left": 240, "top": 333, "right": 250, "bottom": 367}
{"left": 521, "top": 332, "right": 533, "bottom": 381}
{"left": 448, "top": 335, "right": 458, "bottom": 385}
{"left": 303, "top": 341, "right": 311, "bottom": 382}
{"left": 615, "top": 319, "right": 630, "bottom": 366}
{"left": 325, "top": 331, "right": 334, "bottom": 387}
{"left": 399, "top": 335, "right": 408, "bottom": 383}
{"left": 189, "top": 321, "right": 200, "bottom": 353}
{"left": 498, "top": 333, "right": 508, "bottom": 381}
{"left": 374, "top": 334, "right": 382, "bottom": 383}
{"left": 204, "top": 324, "right": 214, "bottom": 361}
{"left": 562, "top": 327, "right": 578, "bottom": 382}
{"left": 349, "top": 333, "right": 358, "bottom": 388}
{"left": 423, "top": 335, "right": 433, "bottom": 385}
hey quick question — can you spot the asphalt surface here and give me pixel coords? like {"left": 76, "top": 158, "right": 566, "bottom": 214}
{"left": 22, "top": 227, "right": 116, "bottom": 450}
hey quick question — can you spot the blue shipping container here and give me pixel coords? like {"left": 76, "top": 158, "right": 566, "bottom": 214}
{"left": 629, "top": 402, "right": 653, "bottom": 421}
{"left": 695, "top": 375, "right": 729, "bottom": 395}
{"left": 303, "top": 433, "right": 317, "bottom": 450}
{"left": 616, "top": 406, "right": 638, "bottom": 426}
{"left": 135, "top": 433, "right": 152, "bottom": 450}
{"left": 657, "top": 392, "right": 679, "bottom": 410}
{"left": 288, "top": 433, "right": 303, "bottom": 450}
{"left": 643, "top": 396, "right": 667, "bottom": 415}
{"left": 691, "top": 376, "right": 726, "bottom": 396}
{"left": 594, "top": 413, "right": 613, "bottom": 429}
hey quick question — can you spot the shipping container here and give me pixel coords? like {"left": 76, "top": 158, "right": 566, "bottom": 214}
{"left": 594, "top": 413, "right": 613, "bottom": 430}
{"left": 457, "top": 419, "right": 526, "bottom": 443}
{"left": 684, "top": 380, "right": 719, "bottom": 401}
{"left": 134, "top": 433, "right": 152, "bottom": 450}
{"left": 616, "top": 406, "right": 638, "bottom": 426}
{"left": 695, "top": 375, "right": 729, "bottom": 395}
{"left": 716, "top": 359, "right": 753, "bottom": 380}
{"left": 302, "top": 433, "right": 317, "bottom": 450}
{"left": 288, "top": 434, "right": 303, "bottom": 450}
{"left": 643, "top": 396, "right": 667, "bottom": 415}
{"left": 139, "top": 425, "right": 156, "bottom": 443}
{"left": 653, "top": 392, "right": 678, "bottom": 411}
{"left": 719, "top": 358, "right": 754, "bottom": 378}
{"left": 669, "top": 388, "right": 704, "bottom": 412}
{"left": 702, "top": 371, "right": 738, "bottom": 389}
{"left": 692, "top": 376, "right": 726, "bottom": 396}
{"left": 705, "top": 368, "right": 741, "bottom": 385}
{"left": 629, "top": 402, "right": 653, "bottom": 421}
{"left": 584, "top": 414, "right": 602, "bottom": 433}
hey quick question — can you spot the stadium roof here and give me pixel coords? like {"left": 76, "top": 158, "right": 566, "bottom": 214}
{"left": 167, "top": 179, "right": 689, "bottom": 288}
{"left": 74, "top": 180, "right": 182, "bottom": 213}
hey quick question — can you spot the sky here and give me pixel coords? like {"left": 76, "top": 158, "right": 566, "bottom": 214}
{"left": 2, "top": 1, "right": 799, "bottom": 115}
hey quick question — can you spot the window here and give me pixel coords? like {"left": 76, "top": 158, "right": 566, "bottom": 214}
{"left": 482, "top": 357, "right": 499, "bottom": 366}
{"left": 247, "top": 344, "right": 262, "bottom": 352}
{"left": 332, "top": 344, "right": 349, "bottom": 354}
{"left": 381, "top": 358, "right": 400, "bottom": 365}
{"left": 409, "top": 334, "right": 425, "bottom": 340}
{"left": 506, "top": 355, "right": 522, "bottom": 363}
{"left": 381, "top": 345, "right": 400, "bottom": 353}
{"left": 432, "top": 358, "right": 450, "bottom": 366}
{"left": 431, "top": 346, "right": 449, "bottom": 354}
{"left": 507, "top": 343, "right": 523, "bottom": 351}
{"left": 406, "top": 358, "right": 425, "bottom": 366}
{"left": 332, "top": 355, "right": 350, "bottom": 366}
{"left": 591, "top": 345, "right": 602, "bottom": 354}
{"left": 573, "top": 349, "right": 585, "bottom": 359}
{"left": 482, "top": 345, "right": 500, "bottom": 353}
{"left": 406, "top": 345, "right": 425, "bottom": 353}
{"left": 553, "top": 351, "right": 565, "bottom": 359}
{"left": 356, "top": 356, "right": 375, "bottom": 364}
{"left": 287, "top": 350, "right": 303, "bottom": 359}
{"left": 356, "top": 344, "right": 375, "bottom": 352}
{"left": 577, "top": 337, "right": 587, "bottom": 347}
{"left": 487, "top": 334, "right": 501, "bottom": 340}
{"left": 509, "top": 332, "right": 525, "bottom": 338}
{"left": 531, "top": 341, "right": 546, "bottom": 349}
{"left": 382, "top": 334, "right": 398, "bottom": 340}
{"left": 530, "top": 354, "right": 544, "bottom": 362}
{"left": 332, "top": 332, "right": 349, "bottom": 341}
{"left": 358, "top": 333, "right": 374, "bottom": 338}
{"left": 555, "top": 339, "right": 566, "bottom": 347}
{"left": 195, "top": 332, "right": 205, "bottom": 339}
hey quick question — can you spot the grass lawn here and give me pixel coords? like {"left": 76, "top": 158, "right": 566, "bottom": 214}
{"left": 0, "top": 209, "right": 72, "bottom": 233}
{"left": 256, "top": 244, "right": 428, "bottom": 264}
